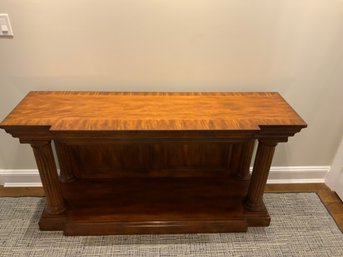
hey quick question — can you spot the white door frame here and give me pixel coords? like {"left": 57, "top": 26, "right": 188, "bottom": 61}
{"left": 325, "top": 136, "right": 343, "bottom": 200}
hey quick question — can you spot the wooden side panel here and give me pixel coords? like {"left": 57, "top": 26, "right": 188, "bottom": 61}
{"left": 230, "top": 144, "right": 243, "bottom": 175}
{"left": 59, "top": 142, "right": 242, "bottom": 179}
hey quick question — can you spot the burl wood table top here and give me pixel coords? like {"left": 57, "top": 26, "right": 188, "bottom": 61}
{"left": 0, "top": 91, "right": 307, "bottom": 131}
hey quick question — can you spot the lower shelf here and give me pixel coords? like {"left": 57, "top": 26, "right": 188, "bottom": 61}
{"left": 39, "top": 178, "right": 270, "bottom": 235}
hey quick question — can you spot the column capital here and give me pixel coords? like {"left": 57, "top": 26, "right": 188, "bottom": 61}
{"left": 30, "top": 140, "right": 52, "bottom": 148}
{"left": 258, "top": 139, "right": 278, "bottom": 147}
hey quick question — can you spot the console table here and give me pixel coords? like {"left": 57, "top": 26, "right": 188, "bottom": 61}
{"left": 0, "top": 91, "right": 306, "bottom": 235}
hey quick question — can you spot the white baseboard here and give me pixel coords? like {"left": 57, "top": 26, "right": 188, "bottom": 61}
{"left": 0, "top": 166, "right": 331, "bottom": 187}
{"left": 0, "top": 169, "right": 43, "bottom": 187}
{"left": 266, "top": 166, "right": 330, "bottom": 184}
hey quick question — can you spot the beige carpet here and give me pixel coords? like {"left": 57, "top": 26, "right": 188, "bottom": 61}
{"left": 0, "top": 193, "right": 342, "bottom": 257}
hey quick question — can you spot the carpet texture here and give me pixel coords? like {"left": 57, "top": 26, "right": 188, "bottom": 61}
{"left": 0, "top": 193, "right": 342, "bottom": 257}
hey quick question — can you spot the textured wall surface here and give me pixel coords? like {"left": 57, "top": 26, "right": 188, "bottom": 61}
{"left": 0, "top": 0, "right": 342, "bottom": 168}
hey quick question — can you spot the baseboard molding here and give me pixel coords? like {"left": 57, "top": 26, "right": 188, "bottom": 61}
{"left": 266, "top": 166, "right": 330, "bottom": 184}
{"left": 0, "top": 166, "right": 331, "bottom": 187}
{"left": 0, "top": 169, "right": 43, "bottom": 187}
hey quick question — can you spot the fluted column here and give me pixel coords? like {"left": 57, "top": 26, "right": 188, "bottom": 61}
{"left": 54, "top": 141, "right": 76, "bottom": 183}
{"left": 245, "top": 140, "right": 277, "bottom": 210}
{"left": 236, "top": 140, "right": 255, "bottom": 180}
{"left": 31, "top": 141, "right": 66, "bottom": 214}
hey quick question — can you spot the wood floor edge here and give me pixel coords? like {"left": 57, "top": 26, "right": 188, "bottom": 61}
{"left": 0, "top": 186, "right": 45, "bottom": 196}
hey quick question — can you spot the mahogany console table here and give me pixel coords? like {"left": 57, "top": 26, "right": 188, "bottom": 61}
{"left": 0, "top": 91, "right": 306, "bottom": 235}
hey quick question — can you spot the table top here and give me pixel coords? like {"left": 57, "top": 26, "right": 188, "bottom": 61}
{"left": 0, "top": 91, "right": 307, "bottom": 131}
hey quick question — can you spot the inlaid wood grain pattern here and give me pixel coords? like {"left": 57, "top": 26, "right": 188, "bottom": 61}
{"left": 0, "top": 91, "right": 307, "bottom": 131}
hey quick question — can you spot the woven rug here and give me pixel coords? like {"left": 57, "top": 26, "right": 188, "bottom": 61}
{"left": 0, "top": 193, "right": 342, "bottom": 257}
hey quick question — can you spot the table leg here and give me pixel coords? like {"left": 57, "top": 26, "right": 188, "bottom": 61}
{"left": 31, "top": 141, "right": 66, "bottom": 214}
{"left": 54, "top": 141, "right": 76, "bottom": 183}
{"left": 245, "top": 140, "right": 277, "bottom": 210}
{"left": 236, "top": 140, "right": 255, "bottom": 180}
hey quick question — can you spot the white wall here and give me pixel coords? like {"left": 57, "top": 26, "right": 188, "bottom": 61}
{"left": 1, "top": 0, "right": 343, "bottom": 169}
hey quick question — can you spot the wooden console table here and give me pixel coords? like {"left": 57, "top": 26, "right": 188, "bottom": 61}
{"left": 0, "top": 91, "right": 306, "bottom": 235}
